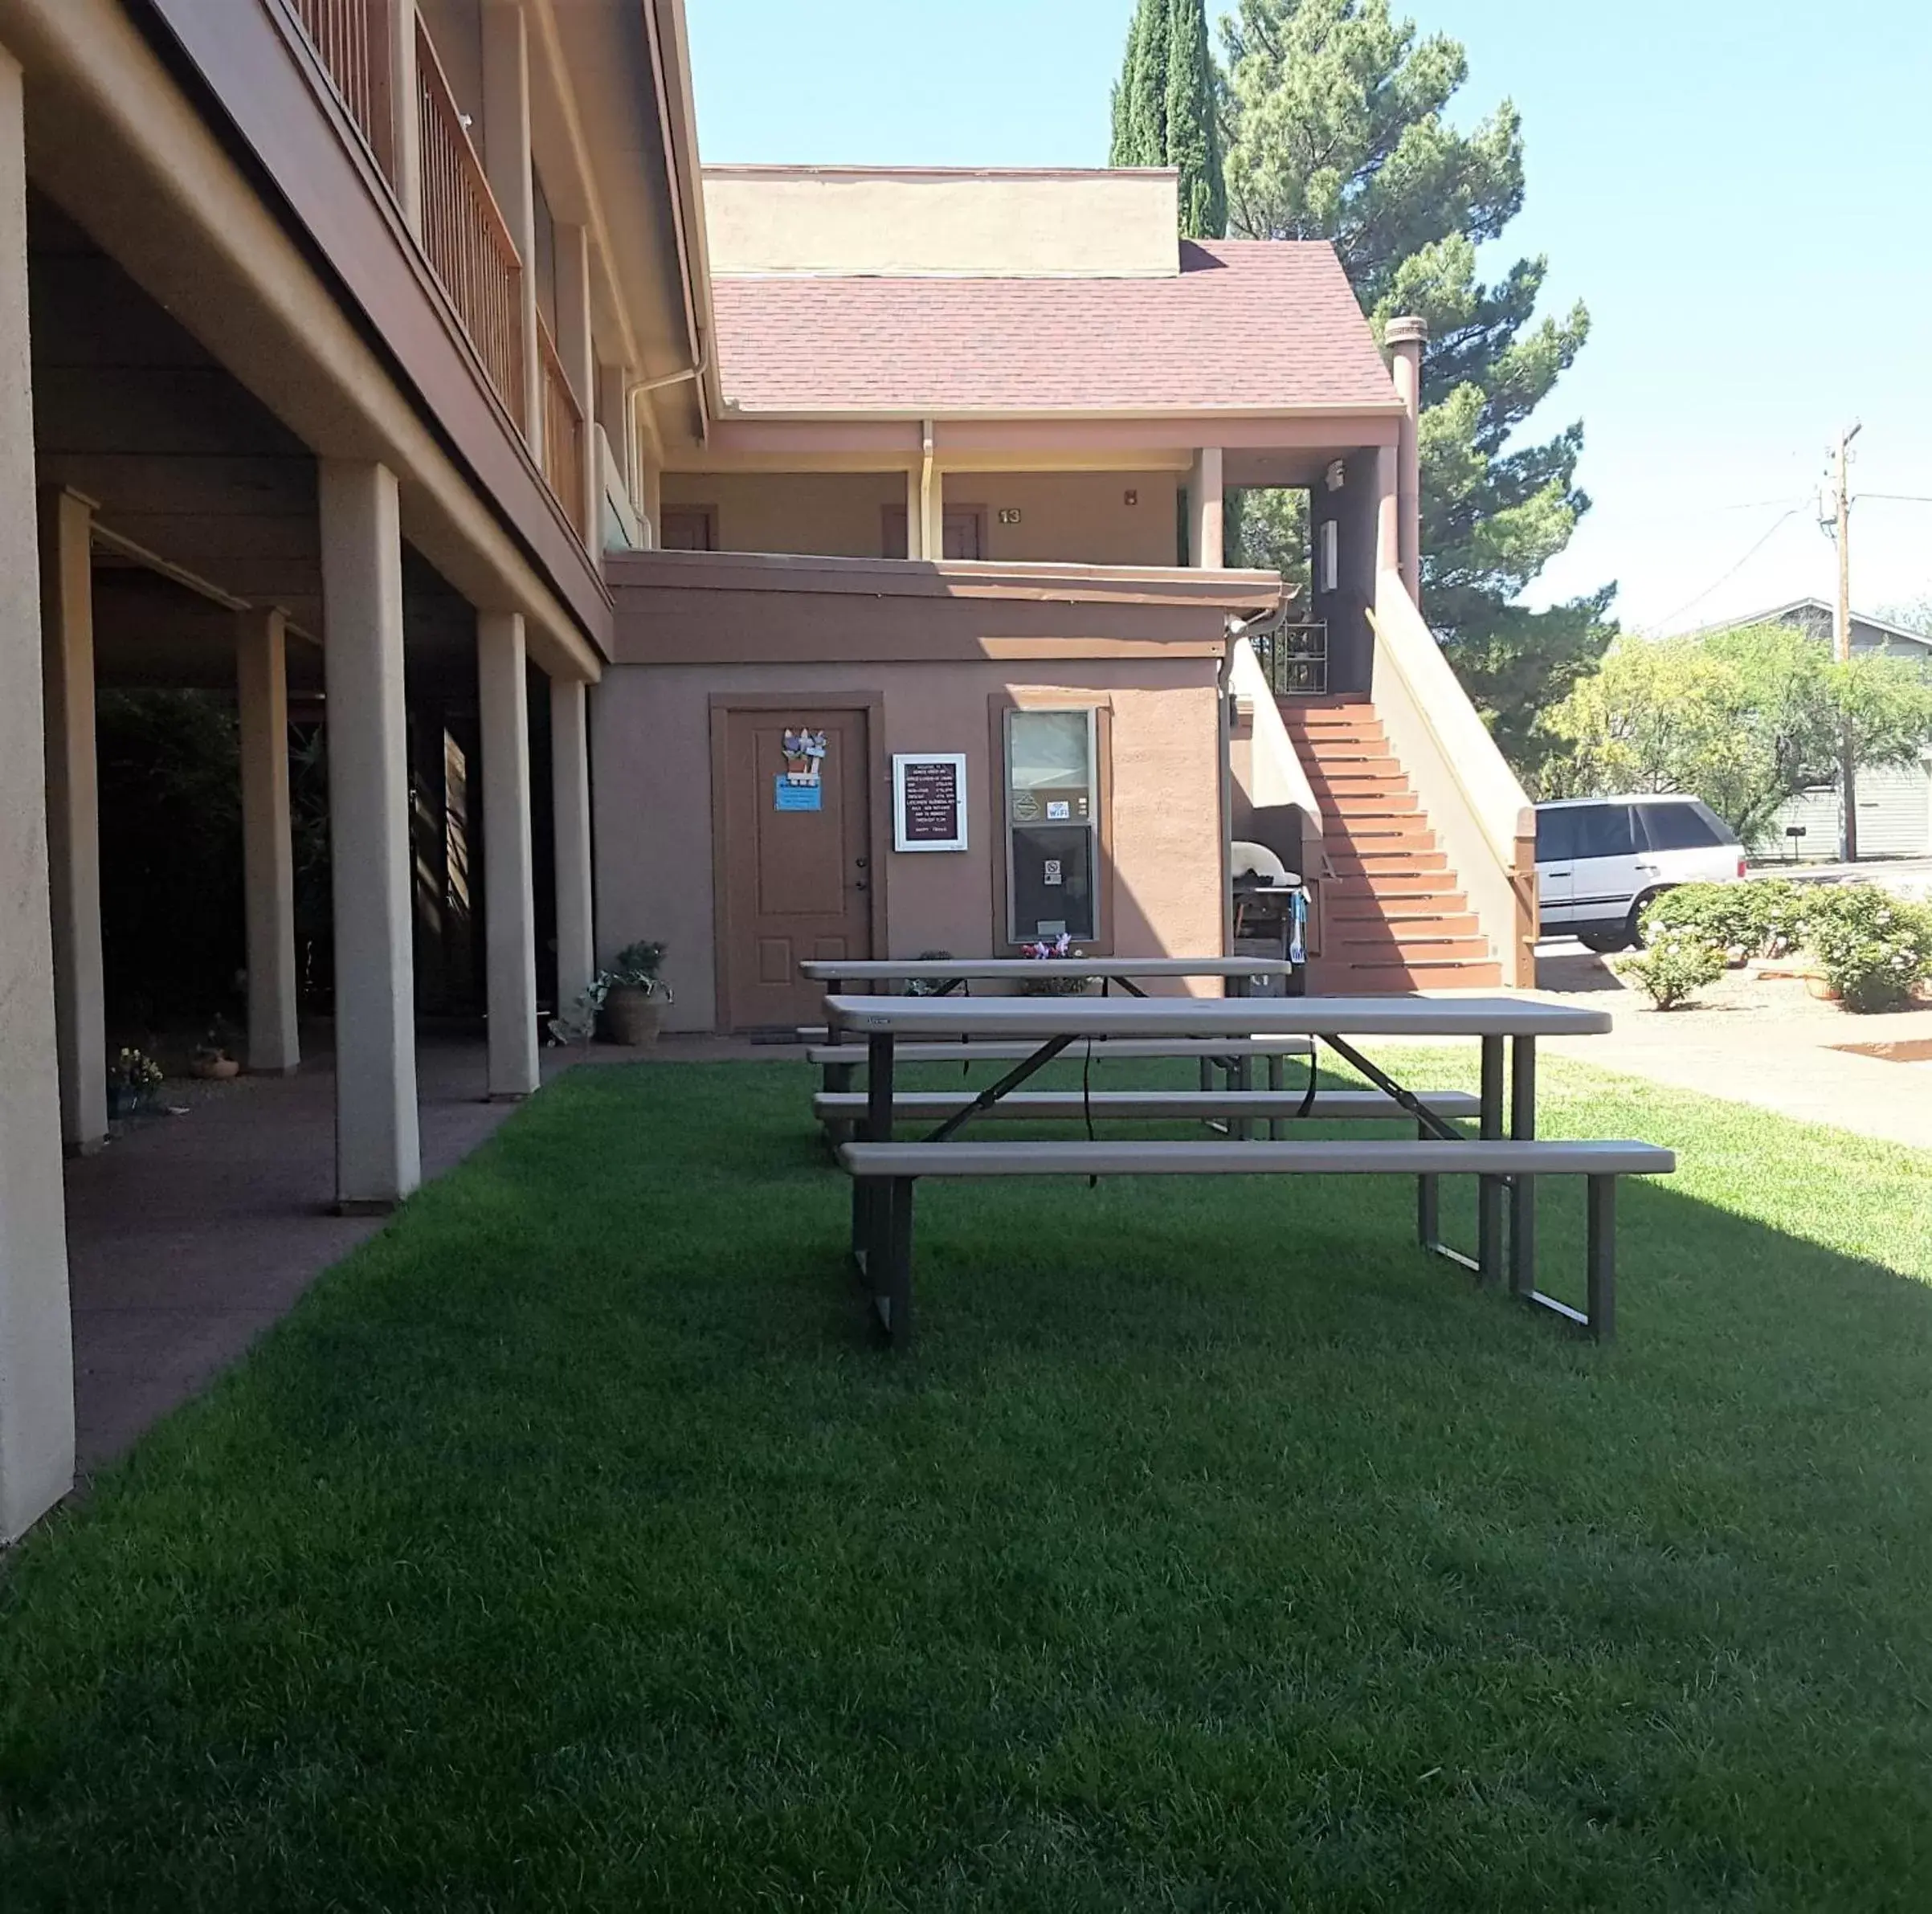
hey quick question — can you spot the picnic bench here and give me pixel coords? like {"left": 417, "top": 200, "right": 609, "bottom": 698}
{"left": 820, "top": 993, "right": 1670, "bottom": 1351}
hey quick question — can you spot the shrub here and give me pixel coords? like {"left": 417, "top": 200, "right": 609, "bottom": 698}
{"left": 1641, "top": 879, "right": 1807, "bottom": 961}
{"left": 1802, "top": 887, "right": 1932, "bottom": 1014}
{"left": 1612, "top": 927, "right": 1726, "bottom": 1010}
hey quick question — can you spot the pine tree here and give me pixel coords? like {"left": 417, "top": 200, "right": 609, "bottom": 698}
{"left": 1109, "top": 0, "right": 1225, "bottom": 239}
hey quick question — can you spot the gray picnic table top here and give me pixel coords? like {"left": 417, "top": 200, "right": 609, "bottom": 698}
{"left": 821, "top": 993, "right": 1612, "bottom": 1039}
{"left": 801, "top": 956, "right": 1297, "bottom": 982}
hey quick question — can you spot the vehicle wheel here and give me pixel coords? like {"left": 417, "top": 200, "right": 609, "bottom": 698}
{"left": 1578, "top": 928, "right": 1629, "bottom": 954}
{"left": 1626, "top": 889, "right": 1668, "bottom": 947}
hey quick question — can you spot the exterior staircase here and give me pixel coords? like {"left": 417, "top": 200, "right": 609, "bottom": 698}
{"left": 1281, "top": 698, "right": 1504, "bottom": 992}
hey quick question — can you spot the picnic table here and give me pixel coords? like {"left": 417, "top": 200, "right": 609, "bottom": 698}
{"left": 822, "top": 992, "right": 1660, "bottom": 1349}
{"left": 799, "top": 955, "right": 1300, "bottom": 1002}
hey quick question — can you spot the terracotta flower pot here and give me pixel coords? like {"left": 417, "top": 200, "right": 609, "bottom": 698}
{"left": 602, "top": 985, "right": 665, "bottom": 1047}
{"left": 1805, "top": 975, "right": 1841, "bottom": 1002}
{"left": 191, "top": 1055, "right": 240, "bottom": 1080}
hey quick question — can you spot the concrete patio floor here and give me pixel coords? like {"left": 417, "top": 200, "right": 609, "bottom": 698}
{"left": 61, "top": 1030, "right": 782, "bottom": 1474}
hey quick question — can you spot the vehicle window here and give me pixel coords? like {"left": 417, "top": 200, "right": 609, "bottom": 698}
{"left": 1576, "top": 804, "right": 1636, "bottom": 859}
{"left": 1639, "top": 802, "right": 1720, "bottom": 851}
{"left": 1536, "top": 808, "right": 1580, "bottom": 863}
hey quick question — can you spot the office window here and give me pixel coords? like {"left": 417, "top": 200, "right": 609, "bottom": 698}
{"left": 1004, "top": 707, "right": 1099, "bottom": 942}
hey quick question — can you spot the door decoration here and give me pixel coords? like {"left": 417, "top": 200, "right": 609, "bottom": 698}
{"left": 774, "top": 728, "right": 827, "bottom": 812}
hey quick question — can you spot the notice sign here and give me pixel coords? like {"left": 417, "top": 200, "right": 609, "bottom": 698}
{"left": 892, "top": 753, "right": 968, "bottom": 852}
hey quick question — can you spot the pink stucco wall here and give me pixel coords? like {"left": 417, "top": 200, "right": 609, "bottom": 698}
{"left": 590, "top": 658, "right": 1225, "bottom": 1030}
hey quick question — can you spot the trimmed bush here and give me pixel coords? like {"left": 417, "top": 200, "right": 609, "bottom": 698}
{"left": 1613, "top": 927, "right": 1727, "bottom": 1010}
{"left": 1803, "top": 887, "right": 1932, "bottom": 1014}
{"left": 1642, "top": 879, "right": 1807, "bottom": 962}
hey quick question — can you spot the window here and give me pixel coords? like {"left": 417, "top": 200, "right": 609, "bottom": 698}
{"left": 1004, "top": 707, "right": 1099, "bottom": 942}
{"left": 1575, "top": 803, "right": 1636, "bottom": 859}
{"left": 659, "top": 507, "right": 716, "bottom": 551}
{"left": 1638, "top": 800, "right": 1734, "bottom": 851}
{"left": 1535, "top": 806, "right": 1580, "bottom": 864}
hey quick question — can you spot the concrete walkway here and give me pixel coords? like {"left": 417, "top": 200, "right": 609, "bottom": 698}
{"left": 1533, "top": 943, "right": 1932, "bottom": 1152}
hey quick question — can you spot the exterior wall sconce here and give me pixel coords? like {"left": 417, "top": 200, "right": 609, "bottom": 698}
{"left": 1325, "top": 459, "right": 1346, "bottom": 492}
{"left": 1124, "top": 488, "right": 1138, "bottom": 505}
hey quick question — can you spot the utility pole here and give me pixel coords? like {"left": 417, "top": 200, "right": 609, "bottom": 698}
{"left": 1833, "top": 422, "right": 1862, "bottom": 862}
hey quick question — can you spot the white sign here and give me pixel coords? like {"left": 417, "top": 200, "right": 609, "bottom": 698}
{"left": 892, "top": 753, "right": 969, "bottom": 853}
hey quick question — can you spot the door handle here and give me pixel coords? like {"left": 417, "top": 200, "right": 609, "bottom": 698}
{"left": 854, "top": 879, "right": 870, "bottom": 892}
{"left": 1547, "top": 868, "right": 1571, "bottom": 878}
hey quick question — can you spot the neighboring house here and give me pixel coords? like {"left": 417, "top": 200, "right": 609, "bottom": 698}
{"left": 1691, "top": 601, "right": 1932, "bottom": 859}
{"left": 0, "top": 0, "right": 1534, "bottom": 1541}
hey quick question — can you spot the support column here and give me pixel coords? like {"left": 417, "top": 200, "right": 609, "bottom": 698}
{"left": 1190, "top": 446, "right": 1224, "bottom": 569}
{"left": 0, "top": 45, "right": 76, "bottom": 1542}
{"left": 557, "top": 223, "right": 596, "bottom": 548}
{"left": 236, "top": 606, "right": 300, "bottom": 1074}
{"left": 637, "top": 457, "right": 661, "bottom": 549}
{"left": 39, "top": 486, "right": 107, "bottom": 1155}
{"left": 550, "top": 675, "right": 594, "bottom": 1014}
{"left": 481, "top": 0, "right": 540, "bottom": 452}
{"left": 1374, "top": 444, "right": 1399, "bottom": 584}
{"left": 386, "top": 0, "right": 423, "bottom": 236}
{"left": 321, "top": 460, "right": 420, "bottom": 1210}
{"left": 478, "top": 611, "right": 538, "bottom": 1098}
{"left": 1386, "top": 315, "right": 1427, "bottom": 606}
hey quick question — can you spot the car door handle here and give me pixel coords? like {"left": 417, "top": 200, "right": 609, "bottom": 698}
{"left": 1636, "top": 861, "right": 1659, "bottom": 872}
{"left": 1546, "top": 868, "right": 1571, "bottom": 878}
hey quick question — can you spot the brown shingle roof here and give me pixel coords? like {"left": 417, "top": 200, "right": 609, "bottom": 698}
{"left": 709, "top": 241, "right": 1397, "bottom": 415}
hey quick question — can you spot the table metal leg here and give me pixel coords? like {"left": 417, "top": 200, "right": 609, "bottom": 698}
{"left": 1586, "top": 1174, "right": 1615, "bottom": 1342}
{"left": 880, "top": 1177, "right": 916, "bottom": 1349}
{"left": 1509, "top": 1035, "right": 1537, "bottom": 1298}
{"left": 1416, "top": 1118, "right": 1440, "bottom": 1249}
{"left": 856, "top": 1033, "right": 897, "bottom": 1296}
{"left": 1268, "top": 1053, "right": 1284, "bottom": 1140}
{"left": 1478, "top": 1034, "right": 1505, "bottom": 1288}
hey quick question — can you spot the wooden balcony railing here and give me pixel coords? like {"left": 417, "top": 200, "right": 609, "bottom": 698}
{"left": 415, "top": 18, "right": 525, "bottom": 431}
{"left": 288, "top": 0, "right": 394, "bottom": 174}
{"left": 538, "top": 316, "right": 586, "bottom": 537}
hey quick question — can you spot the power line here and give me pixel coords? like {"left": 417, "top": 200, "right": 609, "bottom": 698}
{"left": 1857, "top": 492, "right": 1932, "bottom": 504}
{"left": 1655, "top": 507, "right": 1804, "bottom": 629}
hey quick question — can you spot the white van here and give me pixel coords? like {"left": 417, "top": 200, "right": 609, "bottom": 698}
{"left": 1536, "top": 796, "right": 1746, "bottom": 952}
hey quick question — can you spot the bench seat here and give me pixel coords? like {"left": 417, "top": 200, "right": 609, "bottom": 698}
{"left": 814, "top": 1089, "right": 1481, "bottom": 1124}
{"left": 839, "top": 1137, "right": 1673, "bottom": 1180}
{"left": 838, "top": 1136, "right": 1673, "bottom": 1350}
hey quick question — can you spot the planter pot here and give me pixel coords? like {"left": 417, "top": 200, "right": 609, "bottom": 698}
{"left": 191, "top": 1055, "right": 240, "bottom": 1080}
{"left": 602, "top": 985, "right": 666, "bottom": 1047}
{"left": 1805, "top": 975, "right": 1841, "bottom": 1002}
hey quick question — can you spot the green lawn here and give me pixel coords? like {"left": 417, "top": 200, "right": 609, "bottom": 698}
{"left": 4, "top": 1052, "right": 1932, "bottom": 1910}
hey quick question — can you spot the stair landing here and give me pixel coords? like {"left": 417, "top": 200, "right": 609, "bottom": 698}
{"left": 1284, "top": 698, "right": 1504, "bottom": 993}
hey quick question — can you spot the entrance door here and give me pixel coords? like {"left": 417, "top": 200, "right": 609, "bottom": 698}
{"left": 717, "top": 705, "right": 874, "bottom": 1031}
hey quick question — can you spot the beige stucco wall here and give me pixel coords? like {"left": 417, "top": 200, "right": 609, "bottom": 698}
{"left": 661, "top": 471, "right": 907, "bottom": 557}
{"left": 946, "top": 471, "right": 1181, "bottom": 566}
{"left": 660, "top": 470, "right": 1181, "bottom": 566}
{"left": 591, "top": 658, "right": 1224, "bottom": 1030}
{"left": 702, "top": 167, "right": 1181, "bottom": 279}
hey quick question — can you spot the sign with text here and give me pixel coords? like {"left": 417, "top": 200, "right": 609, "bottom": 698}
{"left": 892, "top": 753, "right": 969, "bottom": 852}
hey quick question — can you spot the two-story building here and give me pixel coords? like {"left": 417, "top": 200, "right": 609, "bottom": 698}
{"left": 0, "top": 0, "right": 1536, "bottom": 1539}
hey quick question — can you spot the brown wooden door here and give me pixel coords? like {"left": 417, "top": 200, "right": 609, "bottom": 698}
{"left": 941, "top": 508, "right": 983, "bottom": 559}
{"left": 718, "top": 706, "right": 874, "bottom": 1030}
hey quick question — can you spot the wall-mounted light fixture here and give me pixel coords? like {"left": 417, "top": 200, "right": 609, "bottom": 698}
{"left": 1124, "top": 488, "right": 1138, "bottom": 506}
{"left": 1324, "top": 459, "right": 1347, "bottom": 492}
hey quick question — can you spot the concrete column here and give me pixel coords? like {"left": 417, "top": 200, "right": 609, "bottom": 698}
{"left": 386, "top": 0, "right": 423, "bottom": 237}
{"left": 1374, "top": 444, "right": 1399, "bottom": 583}
{"left": 478, "top": 610, "right": 538, "bottom": 1098}
{"left": 236, "top": 606, "right": 300, "bottom": 1075}
{"left": 320, "top": 460, "right": 420, "bottom": 1210}
{"left": 480, "top": 0, "right": 540, "bottom": 451}
{"left": 38, "top": 485, "right": 107, "bottom": 1156}
{"left": 1190, "top": 446, "right": 1225, "bottom": 569}
{"left": 1386, "top": 315, "right": 1427, "bottom": 606}
{"left": 0, "top": 44, "right": 76, "bottom": 1543}
{"left": 549, "top": 675, "right": 594, "bottom": 1013}
{"left": 557, "top": 223, "right": 596, "bottom": 546}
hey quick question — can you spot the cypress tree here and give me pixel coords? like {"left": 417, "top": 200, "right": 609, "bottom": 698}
{"left": 1109, "top": 3, "right": 1145, "bottom": 164}
{"left": 1164, "top": 0, "right": 1226, "bottom": 238}
{"left": 1124, "top": 0, "right": 1168, "bottom": 168}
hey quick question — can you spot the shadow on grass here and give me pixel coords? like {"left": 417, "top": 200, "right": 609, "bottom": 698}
{"left": 3, "top": 1055, "right": 1930, "bottom": 1912}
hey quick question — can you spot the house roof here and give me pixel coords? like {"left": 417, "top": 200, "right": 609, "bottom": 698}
{"left": 707, "top": 241, "right": 1399, "bottom": 417}
{"left": 1689, "top": 598, "right": 1932, "bottom": 652}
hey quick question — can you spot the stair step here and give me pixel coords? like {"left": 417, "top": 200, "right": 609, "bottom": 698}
{"left": 1324, "top": 792, "right": 1421, "bottom": 816}
{"left": 1305, "top": 961, "right": 1505, "bottom": 994}
{"left": 1330, "top": 935, "right": 1494, "bottom": 962}
{"left": 1322, "top": 874, "right": 1464, "bottom": 900}
{"left": 1326, "top": 851, "right": 1449, "bottom": 874}
{"left": 1327, "top": 907, "right": 1479, "bottom": 937}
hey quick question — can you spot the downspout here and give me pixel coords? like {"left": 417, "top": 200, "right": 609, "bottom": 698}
{"left": 624, "top": 345, "right": 709, "bottom": 537}
{"left": 918, "top": 418, "right": 936, "bottom": 560}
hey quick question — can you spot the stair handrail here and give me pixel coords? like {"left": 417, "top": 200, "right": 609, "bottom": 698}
{"left": 1368, "top": 573, "right": 1538, "bottom": 986}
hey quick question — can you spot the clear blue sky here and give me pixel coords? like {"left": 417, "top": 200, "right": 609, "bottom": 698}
{"left": 687, "top": 1, "right": 1932, "bottom": 631}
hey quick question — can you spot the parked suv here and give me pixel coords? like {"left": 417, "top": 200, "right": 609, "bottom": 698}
{"left": 1536, "top": 796, "right": 1746, "bottom": 952}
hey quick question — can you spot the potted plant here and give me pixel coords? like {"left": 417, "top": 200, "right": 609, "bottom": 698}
{"left": 1019, "top": 932, "right": 1099, "bottom": 997}
{"left": 190, "top": 1016, "right": 241, "bottom": 1079}
{"left": 106, "top": 1047, "right": 164, "bottom": 1119}
{"left": 599, "top": 941, "right": 673, "bottom": 1047}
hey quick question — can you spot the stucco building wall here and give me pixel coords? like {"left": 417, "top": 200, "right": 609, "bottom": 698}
{"left": 590, "top": 657, "right": 1224, "bottom": 1030}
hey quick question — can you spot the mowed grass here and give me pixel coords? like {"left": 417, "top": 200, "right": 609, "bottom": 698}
{"left": 3, "top": 1051, "right": 1932, "bottom": 1911}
